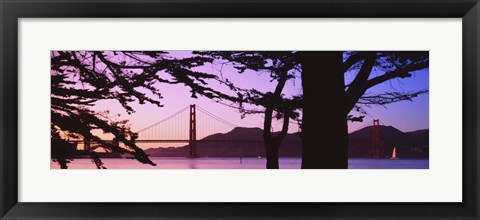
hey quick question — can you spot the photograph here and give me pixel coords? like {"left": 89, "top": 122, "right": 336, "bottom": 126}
{"left": 50, "top": 50, "right": 429, "bottom": 169}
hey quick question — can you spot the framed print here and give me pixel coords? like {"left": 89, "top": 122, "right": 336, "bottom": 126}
{"left": 1, "top": 0, "right": 479, "bottom": 219}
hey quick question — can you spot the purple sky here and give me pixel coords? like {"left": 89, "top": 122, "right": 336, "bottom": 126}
{"left": 90, "top": 51, "right": 429, "bottom": 148}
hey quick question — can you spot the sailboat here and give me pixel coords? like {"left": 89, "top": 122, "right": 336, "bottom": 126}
{"left": 390, "top": 147, "right": 398, "bottom": 160}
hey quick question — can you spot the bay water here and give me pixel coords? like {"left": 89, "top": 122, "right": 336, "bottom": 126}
{"left": 51, "top": 157, "right": 428, "bottom": 169}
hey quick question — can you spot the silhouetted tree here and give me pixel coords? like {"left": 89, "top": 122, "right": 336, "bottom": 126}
{"left": 52, "top": 50, "right": 428, "bottom": 170}
{"left": 193, "top": 51, "right": 428, "bottom": 169}
{"left": 51, "top": 51, "right": 239, "bottom": 168}
{"left": 194, "top": 51, "right": 302, "bottom": 169}
{"left": 299, "top": 51, "right": 428, "bottom": 168}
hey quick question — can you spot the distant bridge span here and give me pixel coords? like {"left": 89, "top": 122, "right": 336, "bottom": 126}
{"left": 75, "top": 104, "right": 300, "bottom": 158}
{"left": 73, "top": 105, "right": 385, "bottom": 158}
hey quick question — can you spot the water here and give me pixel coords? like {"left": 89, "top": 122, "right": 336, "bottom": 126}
{"left": 51, "top": 157, "right": 428, "bottom": 169}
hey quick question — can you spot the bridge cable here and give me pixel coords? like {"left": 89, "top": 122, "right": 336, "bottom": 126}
{"left": 135, "top": 106, "right": 190, "bottom": 133}
{"left": 196, "top": 105, "right": 238, "bottom": 128}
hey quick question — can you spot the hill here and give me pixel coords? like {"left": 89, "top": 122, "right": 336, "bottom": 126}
{"left": 349, "top": 126, "right": 428, "bottom": 158}
{"left": 144, "top": 126, "right": 428, "bottom": 158}
{"left": 144, "top": 127, "right": 301, "bottom": 157}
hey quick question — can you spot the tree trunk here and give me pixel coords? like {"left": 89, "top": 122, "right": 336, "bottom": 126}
{"left": 263, "top": 108, "right": 290, "bottom": 169}
{"left": 298, "top": 51, "right": 349, "bottom": 169}
{"left": 265, "top": 143, "right": 280, "bottom": 169}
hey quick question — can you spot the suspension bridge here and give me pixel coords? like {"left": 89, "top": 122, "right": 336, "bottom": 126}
{"left": 76, "top": 104, "right": 284, "bottom": 158}
{"left": 73, "top": 104, "right": 384, "bottom": 158}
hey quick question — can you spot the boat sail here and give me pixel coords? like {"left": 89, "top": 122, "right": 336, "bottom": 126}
{"left": 391, "top": 147, "right": 398, "bottom": 160}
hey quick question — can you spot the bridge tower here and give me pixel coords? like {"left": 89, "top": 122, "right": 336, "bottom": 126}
{"left": 189, "top": 104, "right": 197, "bottom": 158}
{"left": 372, "top": 119, "right": 381, "bottom": 158}
{"left": 84, "top": 133, "right": 91, "bottom": 151}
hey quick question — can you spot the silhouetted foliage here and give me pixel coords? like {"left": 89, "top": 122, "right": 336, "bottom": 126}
{"left": 301, "top": 51, "right": 428, "bottom": 168}
{"left": 343, "top": 51, "right": 429, "bottom": 122}
{"left": 51, "top": 50, "right": 428, "bottom": 169}
{"left": 191, "top": 51, "right": 429, "bottom": 169}
{"left": 51, "top": 51, "right": 239, "bottom": 168}
{"left": 193, "top": 51, "right": 302, "bottom": 169}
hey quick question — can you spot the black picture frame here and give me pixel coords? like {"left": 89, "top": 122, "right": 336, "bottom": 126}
{"left": 1, "top": 0, "right": 479, "bottom": 219}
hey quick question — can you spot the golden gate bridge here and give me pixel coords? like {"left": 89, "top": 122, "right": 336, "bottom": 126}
{"left": 71, "top": 104, "right": 383, "bottom": 158}
{"left": 133, "top": 104, "right": 260, "bottom": 158}
{"left": 73, "top": 104, "right": 283, "bottom": 158}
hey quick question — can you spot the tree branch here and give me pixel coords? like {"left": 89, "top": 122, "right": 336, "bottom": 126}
{"left": 365, "top": 60, "right": 429, "bottom": 89}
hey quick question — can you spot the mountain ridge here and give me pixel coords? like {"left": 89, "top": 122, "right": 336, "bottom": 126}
{"left": 144, "top": 126, "right": 428, "bottom": 158}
